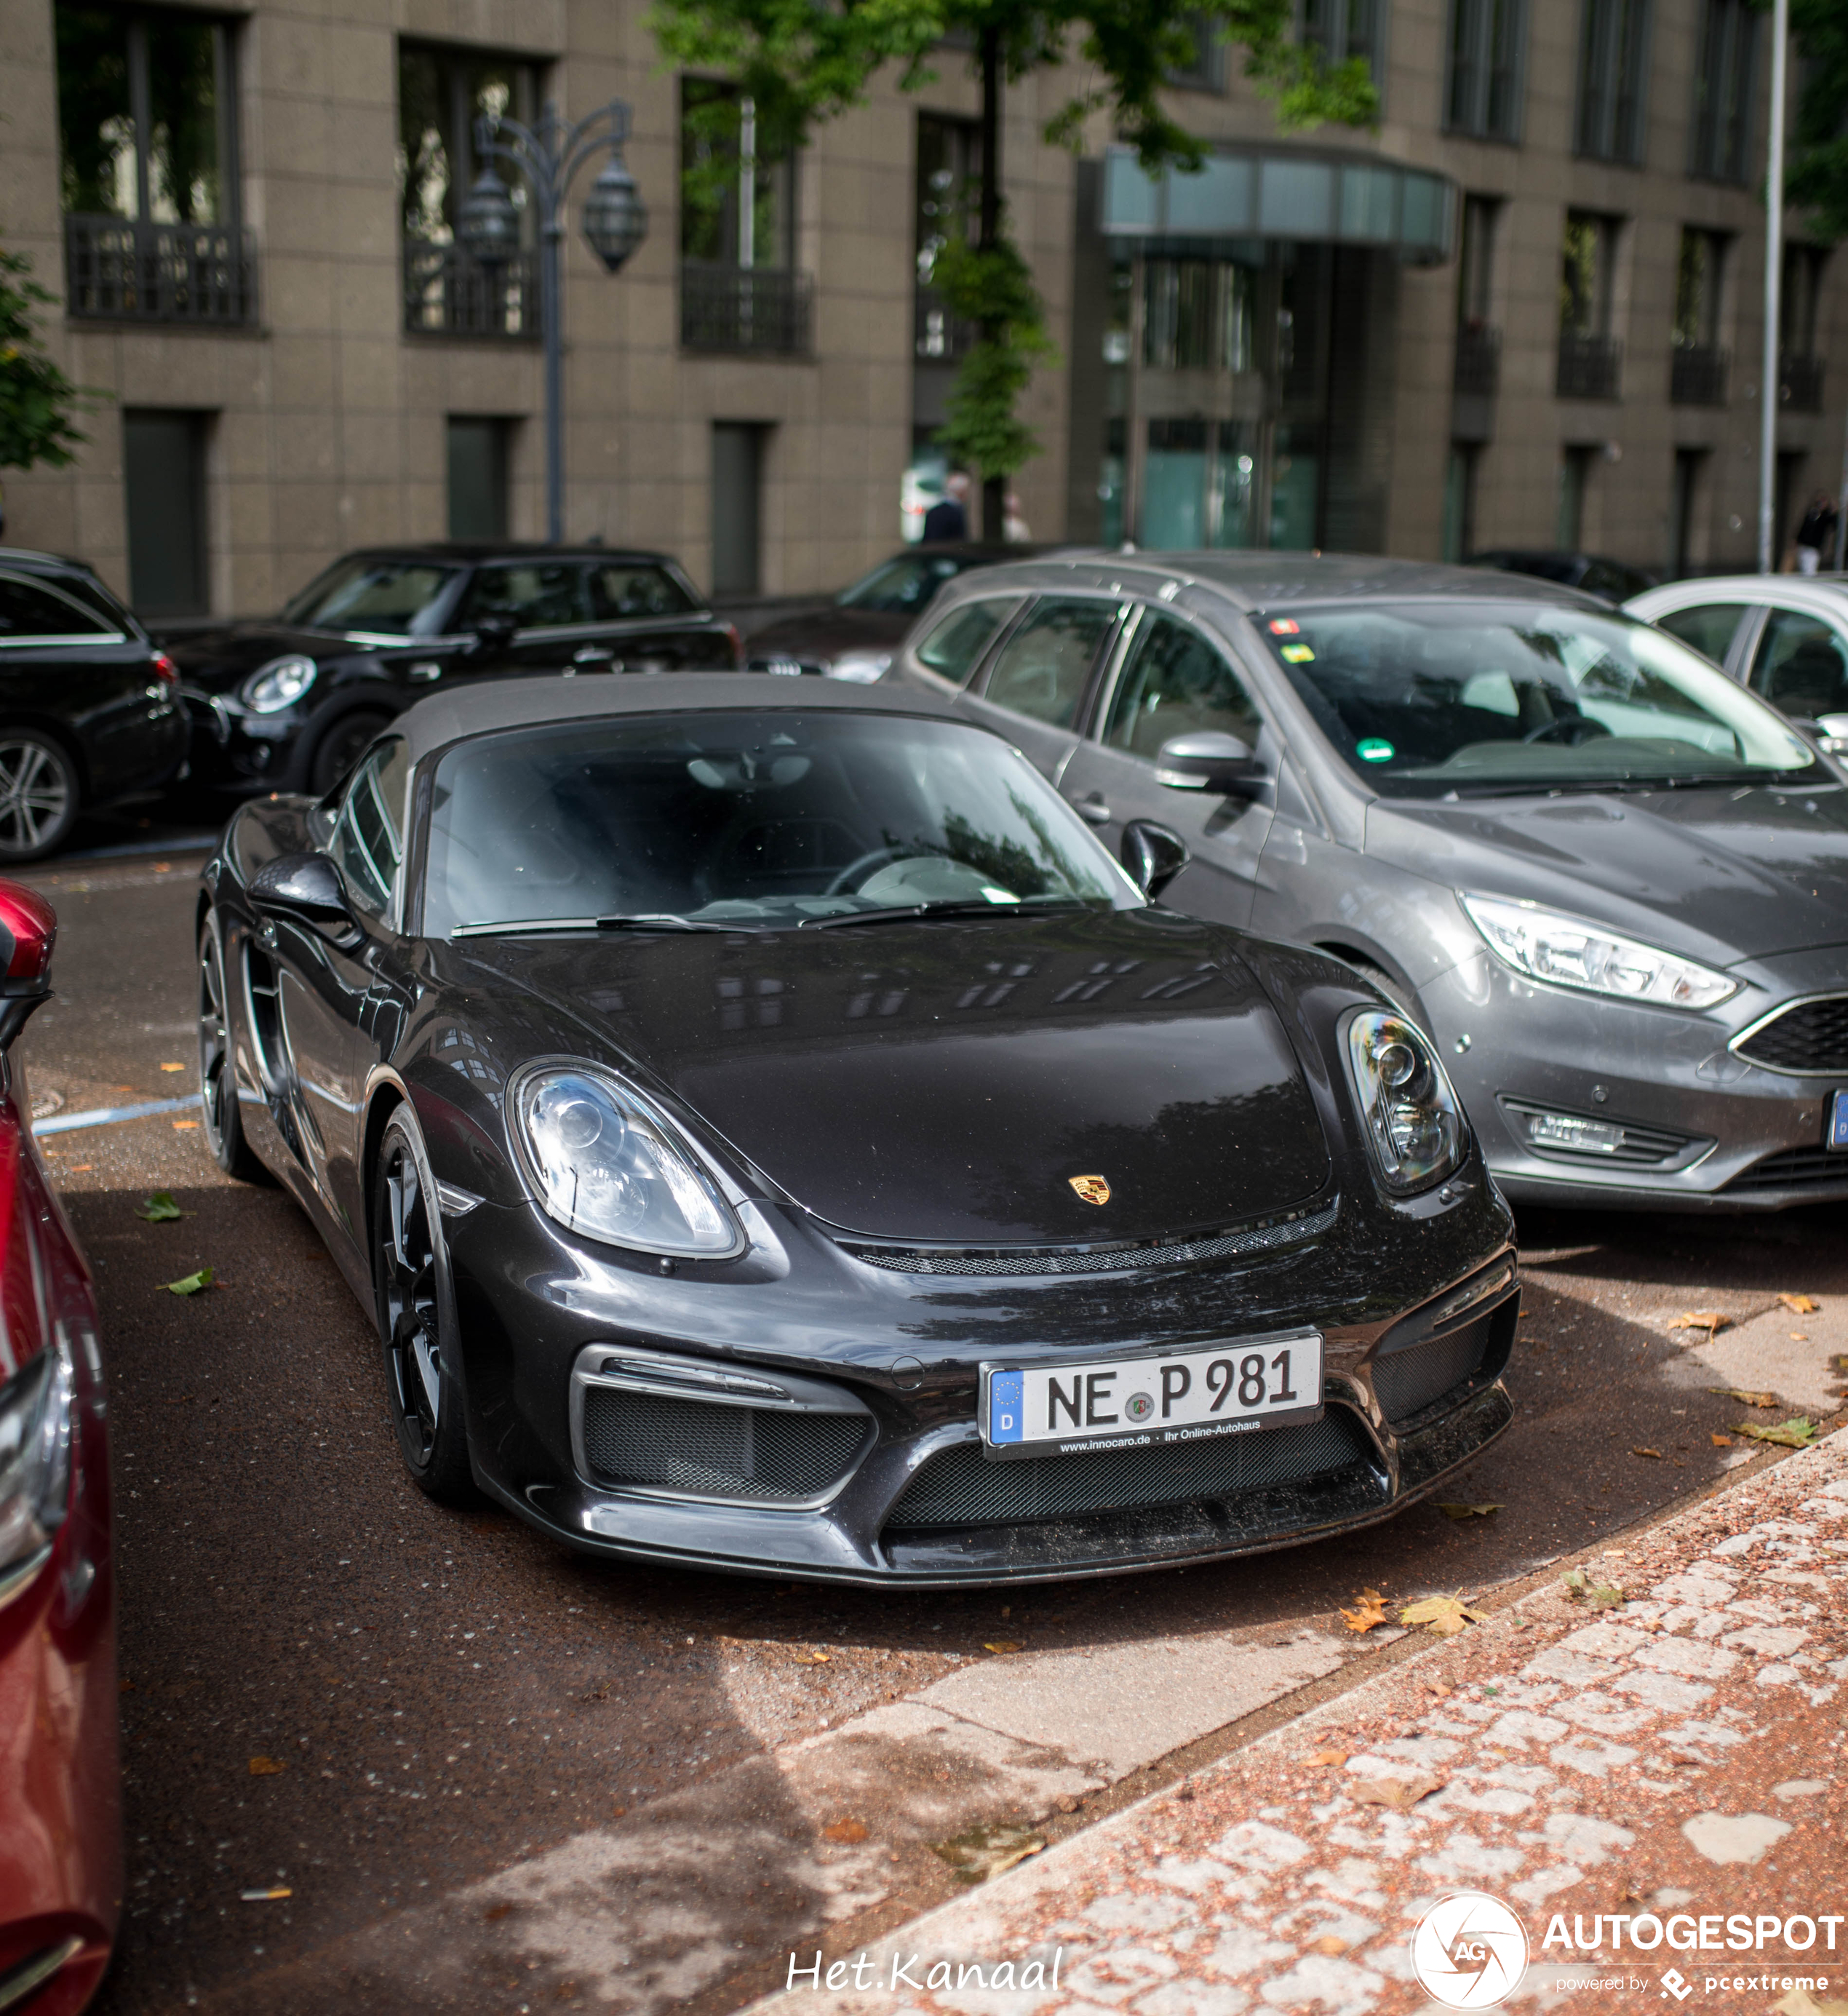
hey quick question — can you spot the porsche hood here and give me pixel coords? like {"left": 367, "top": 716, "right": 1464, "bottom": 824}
{"left": 463, "top": 912, "right": 1335, "bottom": 1245}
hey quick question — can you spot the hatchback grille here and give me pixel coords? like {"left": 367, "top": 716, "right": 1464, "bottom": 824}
{"left": 884, "top": 1410, "right": 1374, "bottom": 1530}
{"left": 849, "top": 1201, "right": 1337, "bottom": 1275}
{"left": 1733, "top": 996, "right": 1848, "bottom": 1075}
{"left": 1724, "top": 1144, "right": 1848, "bottom": 1195}
{"left": 1371, "top": 1312, "right": 1494, "bottom": 1425}
{"left": 581, "top": 1387, "right": 871, "bottom": 1502}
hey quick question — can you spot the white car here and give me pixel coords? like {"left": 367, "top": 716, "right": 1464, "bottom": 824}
{"left": 1625, "top": 575, "right": 1848, "bottom": 755}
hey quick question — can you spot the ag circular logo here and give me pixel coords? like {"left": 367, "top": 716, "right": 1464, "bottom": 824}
{"left": 1409, "top": 1891, "right": 1529, "bottom": 2009}
{"left": 1125, "top": 1391, "right": 1154, "bottom": 1424}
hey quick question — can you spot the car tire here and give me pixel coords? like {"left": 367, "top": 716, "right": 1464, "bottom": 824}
{"left": 197, "top": 920, "right": 269, "bottom": 1183}
{"left": 1344, "top": 956, "right": 1433, "bottom": 1035}
{"left": 373, "top": 1104, "right": 477, "bottom": 1504}
{"left": 0, "top": 729, "right": 81, "bottom": 863}
{"left": 309, "top": 710, "right": 393, "bottom": 798}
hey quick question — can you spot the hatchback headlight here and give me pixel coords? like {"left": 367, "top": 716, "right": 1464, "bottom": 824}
{"left": 509, "top": 1065, "right": 744, "bottom": 1258}
{"left": 1461, "top": 893, "right": 1737, "bottom": 1010}
{"left": 1345, "top": 1010, "right": 1468, "bottom": 1194}
{"left": 0, "top": 1343, "right": 73, "bottom": 1591}
{"left": 241, "top": 655, "right": 318, "bottom": 713}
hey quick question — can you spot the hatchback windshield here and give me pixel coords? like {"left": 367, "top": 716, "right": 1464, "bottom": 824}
{"left": 423, "top": 711, "right": 1136, "bottom": 936}
{"left": 281, "top": 557, "right": 461, "bottom": 637}
{"left": 837, "top": 552, "right": 972, "bottom": 614}
{"left": 1259, "top": 601, "right": 1817, "bottom": 794}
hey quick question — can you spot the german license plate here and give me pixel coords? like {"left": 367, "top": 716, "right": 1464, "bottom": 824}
{"left": 1831, "top": 1088, "right": 1848, "bottom": 1150}
{"left": 979, "top": 1331, "right": 1323, "bottom": 1461}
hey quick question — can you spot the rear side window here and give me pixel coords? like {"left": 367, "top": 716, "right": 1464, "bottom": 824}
{"left": 1750, "top": 609, "right": 1848, "bottom": 717}
{"left": 331, "top": 740, "right": 410, "bottom": 915}
{"left": 915, "top": 598, "right": 1017, "bottom": 686}
{"left": 458, "top": 562, "right": 589, "bottom": 629}
{"left": 1104, "top": 613, "right": 1264, "bottom": 758}
{"left": 0, "top": 573, "right": 111, "bottom": 642}
{"left": 979, "top": 599, "right": 1116, "bottom": 728}
{"left": 589, "top": 565, "right": 696, "bottom": 619}
{"left": 1656, "top": 602, "right": 1746, "bottom": 667}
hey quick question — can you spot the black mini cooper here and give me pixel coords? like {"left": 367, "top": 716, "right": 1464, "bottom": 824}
{"left": 165, "top": 544, "right": 744, "bottom": 798}
{"left": 194, "top": 675, "right": 1518, "bottom": 1585}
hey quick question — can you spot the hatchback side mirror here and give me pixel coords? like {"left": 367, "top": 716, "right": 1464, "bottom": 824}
{"left": 1122, "top": 819, "right": 1190, "bottom": 901}
{"left": 0, "top": 883, "right": 55, "bottom": 1051}
{"left": 249, "top": 852, "right": 362, "bottom": 947}
{"left": 1815, "top": 711, "right": 1848, "bottom": 753}
{"left": 1155, "top": 731, "right": 1266, "bottom": 797}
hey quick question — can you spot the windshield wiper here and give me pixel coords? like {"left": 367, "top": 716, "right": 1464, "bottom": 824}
{"left": 453, "top": 917, "right": 600, "bottom": 938}
{"left": 453, "top": 912, "right": 748, "bottom": 938}
{"left": 800, "top": 898, "right": 1088, "bottom": 930}
{"left": 597, "top": 913, "right": 753, "bottom": 933}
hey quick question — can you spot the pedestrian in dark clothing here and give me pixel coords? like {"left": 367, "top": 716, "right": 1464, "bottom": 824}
{"left": 1795, "top": 493, "right": 1838, "bottom": 574}
{"left": 921, "top": 471, "right": 971, "bottom": 543}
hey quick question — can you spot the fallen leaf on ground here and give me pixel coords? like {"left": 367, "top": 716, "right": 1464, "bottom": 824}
{"left": 1711, "top": 1433, "right": 1732, "bottom": 1447}
{"left": 1561, "top": 1569, "right": 1625, "bottom": 1608}
{"left": 931, "top": 1822, "right": 1046, "bottom": 1884}
{"left": 164, "top": 1268, "right": 214, "bottom": 1296}
{"left": 1312, "top": 1935, "right": 1349, "bottom": 1956}
{"left": 982, "top": 1640, "right": 1022, "bottom": 1654}
{"left": 1339, "top": 1587, "right": 1390, "bottom": 1633}
{"left": 1303, "top": 1749, "right": 1349, "bottom": 1768}
{"left": 1400, "top": 1595, "right": 1485, "bottom": 1637}
{"left": 1733, "top": 1417, "right": 1818, "bottom": 1449}
{"left": 247, "top": 1756, "right": 285, "bottom": 1776}
{"left": 1632, "top": 1446, "right": 1663, "bottom": 1459}
{"left": 1793, "top": 1333, "right": 1809, "bottom": 1342}
{"left": 240, "top": 1886, "right": 292, "bottom": 1901}
{"left": 1668, "top": 1311, "right": 1729, "bottom": 1337}
{"left": 1776, "top": 1989, "right": 1848, "bottom": 2016}
{"left": 791, "top": 1651, "right": 830, "bottom": 1665}
{"left": 1710, "top": 1387, "right": 1778, "bottom": 1409}
{"left": 1424, "top": 1681, "right": 1454, "bottom": 1699}
{"left": 821, "top": 1819, "right": 869, "bottom": 1844}
{"left": 1350, "top": 1773, "right": 1445, "bottom": 1811}
{"left": 136, "top": 1191, "right": 183, "bottom": 1222}
{"left": 1777, "top": 1293, "right": 1820, "bottom": 1315}
{"left": 1436, "top": 1502, "right": 1503, "bottom": 1518}
{"left": 160, "top": 1061, "right": 186, "bottom": 1072}
{"left": 172, "top": 1120, "right": 199, "bottom": 1131}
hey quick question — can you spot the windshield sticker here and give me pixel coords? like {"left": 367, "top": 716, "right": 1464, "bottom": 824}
{"left": 1267, "top": 618, "right": 1301, "bottom": 635}
{"left": 1280, "top": 643, "right": 1315, "bottom": 663}
{"left": 1357, "top": 738, "right": 1396, "bottom": 763}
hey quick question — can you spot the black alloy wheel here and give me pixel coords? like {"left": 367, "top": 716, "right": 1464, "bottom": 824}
{"left": 197, "top": 920, "right": 266, "bottom": 1181}
{"left": 373, "top": 1106, "right": 476, "bottom": 1502}
{"left": 0, "top": 730, "right": 80, "bottom": 862}
{"left": 310, "top": 709, "right": 393, "bottom": 797}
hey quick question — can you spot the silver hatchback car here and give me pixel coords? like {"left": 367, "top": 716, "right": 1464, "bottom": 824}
{"left": 887, "top": 553, "right": 1848, "bottom": 1211}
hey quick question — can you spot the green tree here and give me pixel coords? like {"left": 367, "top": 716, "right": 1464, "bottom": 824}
{"left": 1788, "top": 0, "right": 1848, "bottom": 242}
{"left": 649, "top": 0, "right": 1377, "bottom": 535}
{"left": 0, "top": 246, "right": 94, "bottom": 472}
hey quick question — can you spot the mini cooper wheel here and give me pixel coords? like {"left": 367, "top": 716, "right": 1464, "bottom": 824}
{"left": 197, "top": 920, "right": 267, "bottom": 1182}
{"left": 311, "top": 710, "right": 392, "bottom": 797}
{"left": 373, "top": 1106, "right": 476, "bottom": 1502}
{"left": 0, "top": 730, "right": 79, "bottom": 863}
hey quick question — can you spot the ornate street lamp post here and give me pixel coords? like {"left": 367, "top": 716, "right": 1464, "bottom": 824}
{"left": 458, "top": 101, "right": 648, "bottom": 546}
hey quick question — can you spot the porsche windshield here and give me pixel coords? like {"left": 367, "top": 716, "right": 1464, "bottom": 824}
{"left": 280, "top": 557, "right": 462, "bottom": 637}
{"left": 1259, "top": 601, "right": 1817, "bottom": 794}
{"left": 423, "top": 711, "right": 1137, "bottom": 936}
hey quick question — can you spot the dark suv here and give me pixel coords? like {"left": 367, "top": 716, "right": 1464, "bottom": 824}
{"left": 0, "top": 546, "right": 188, "bottom": 860}
{"left": 164, "top": 544, "right": 744, "bottom": 797}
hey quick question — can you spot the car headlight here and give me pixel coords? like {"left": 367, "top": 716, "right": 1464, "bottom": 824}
{"left": 827, "top": 650, "right": 892, "bottom": 683}
{"left": 1345, "top": 1009, "right": 1468, "bottom": 1194}
{"left": 509, "top": 1064, "right": 744, "bottom": 1258}
{"left": 1461, "top": 893, "right": 1737, "bottom": 1010}
{"left": 0, "top": 1343, "right": 73, "bottom": 1590}
{"left": 240, "top": 655, "right": 319, "bottom": 713}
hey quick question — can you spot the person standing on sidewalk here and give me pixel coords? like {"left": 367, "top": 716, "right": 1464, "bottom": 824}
{"left": 922, "top": 471, "right": 971, "bottom": 543}
{"left": 1794, "top": 491, "right": 1839, "bottom": 574}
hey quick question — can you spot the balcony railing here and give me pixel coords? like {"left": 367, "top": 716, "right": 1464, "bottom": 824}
{"left": 1454, "top": 322, "right": 1500, "bottom": 398}
{"left": 1780, "top": 352, "right": 1825, "bottom": 413}
{"left": 63, "top": 215, "right": 257, "bottom": 325}
{"left": 1670, "top": 343, "right": 1729, "bottom": 407}
{"left": 915, "top": 286, "right": 979, "bottom": 363}
{"left": 1556, "top": 330, "right": 1622, "bottom": 400}
{"left": 403, "top": 241, "right": 539, "bottom": 340}
{"left": 680, "top": 265, "right": 813, "bottom": 356}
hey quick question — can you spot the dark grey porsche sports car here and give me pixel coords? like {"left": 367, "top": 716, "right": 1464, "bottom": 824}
{"left": 194, "top": 674, "right": 1518, "bottom": 1584}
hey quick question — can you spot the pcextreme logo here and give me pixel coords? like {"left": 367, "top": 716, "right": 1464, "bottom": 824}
{"left": 1410, "top": 1892, "right": 1532, "bottom": 2009}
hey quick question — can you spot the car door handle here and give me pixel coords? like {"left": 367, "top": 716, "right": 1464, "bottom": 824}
{"left": 573, "top": 645, "right": 616, "bottom": 666}
{"left": 1074, "top": 792, "right": 1112, "bottom": 826}
{"left": 407, "top": 661, "right": 443, "bottom": 682}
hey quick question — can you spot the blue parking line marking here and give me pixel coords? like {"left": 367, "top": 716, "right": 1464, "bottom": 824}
{"left": 35, "top": 1093, "right": 203, "bottom": 1136}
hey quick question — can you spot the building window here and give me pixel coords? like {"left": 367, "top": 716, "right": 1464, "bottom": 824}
{"left": 1167, "top": 13, "right": 1227, "bottom": 89}
{"left": 1302, "top": 0, "right": 1382, "bottom": 68}
{"left": 916, "top": 114, "right": 981, "bottom": 362}
{"left": 680, "top": 79, "right": 811, "bottom": 354}
{"left": 1442, "top": 445, "right": 1480, "bottom": 562}
{"left": 55, "top": 4, "right": 254, "bottom": 324}
{"left": 1574, "top": 0, "right": 1649, "bottom": 164}
{"left": 1445, "top": 0, "right": 1525, "bottom": 142}
{"left": 399, "top": 42, "right": 542, "bottom": 340}
{"left": 1454, "top": 194, "right": 1501, "bottom": 396}
{"left": 1556, "top": 445, "right": 1595, "bottom": 550}
{"left": 1671, "top": 226, "right": 1729, "bottom": 405}
{"left": 1781, "top": 243, "right": 1828, "bottom": 413}
{"left": 1557, "top": 210, "right": 1623, "bottom": 399}
{"left": 1670, "top": 447, "right": 1706, "bottom": 575}
{"left": 1690, "top": 0, "right": 1756, "bottom": 184}
{"left": 123, "top": 409, "right": 209, "bottom": 616}
{"left": 447, "top": 418, "right": 511, "bottom": 540}
{"left": 712, "top": 423, "right": 768, "bottom": 596}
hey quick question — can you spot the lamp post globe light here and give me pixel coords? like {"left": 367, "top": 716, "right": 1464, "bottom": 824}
{"left": 457, "top": 100, "right": 648, "bottom": 546}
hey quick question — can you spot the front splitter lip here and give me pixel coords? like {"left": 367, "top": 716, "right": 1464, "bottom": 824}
{"left": 471, "top": 1383, "right": 1514, "bottom": 1588}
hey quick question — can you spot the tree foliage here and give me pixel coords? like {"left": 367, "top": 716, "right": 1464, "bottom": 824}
{"left": 1788, "top": 0, "right": 1848, "bottom": 243}
{"left": 0, "top": 246, "right": 93, "bottom": 474}
{"left": 650, "top": 0, "right": 1376, "bottom": 501}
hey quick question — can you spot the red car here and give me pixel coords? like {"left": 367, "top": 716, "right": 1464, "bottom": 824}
{"left": 0, "top": 883, "right": 119, "bottom": 2014}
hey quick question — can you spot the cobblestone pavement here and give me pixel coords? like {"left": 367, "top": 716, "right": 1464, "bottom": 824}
{"left": 755, "top": 1431, "right": 1848, "bottom": 2016}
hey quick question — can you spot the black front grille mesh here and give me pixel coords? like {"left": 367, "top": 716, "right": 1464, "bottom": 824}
{"left": 1724, "top": 1144, "right": 1848, "bottom": 1194}
{"left": 1371, "top": 1314, "right": 1494, "bottom": 1425}
{"left": 1735, "top": 997, "right": 1848, "bottom": 1075}
{"left": 851, "top": 1202, "right": 1337, "bottom": 1276}
{"left": 581, "top": 1387, "right": 869, "bottom": 1502}
{"left": 885, "top": 1410, "right": 1373, "bottom": 1529}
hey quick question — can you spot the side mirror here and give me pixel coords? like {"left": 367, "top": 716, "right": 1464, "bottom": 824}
{"left": 0, "top": 883, "right": 55, "bottom": 1052}
{"left": 1815, "top": 711, "right": 1848, "bottom": 752}
{"left": 249, "top": 852, "right": 362, "bottom": 947}
{"left": 1155, "top": 730, "right": 1266, "bottom": 797}
{"left": 1121, "top": 819, "right": 1190, "bottom": 901}
{"left": 469, "top": 613, "right": 517, "bottom": 652}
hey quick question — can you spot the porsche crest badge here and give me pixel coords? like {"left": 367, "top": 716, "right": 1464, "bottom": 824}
{"left": 1069, "top": 1174, "right": 1111, "bottom": 1206}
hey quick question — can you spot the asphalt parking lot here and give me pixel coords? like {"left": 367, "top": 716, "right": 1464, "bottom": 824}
{"left": 17, "top": 842, "right": 1848, "bottom": 2016}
